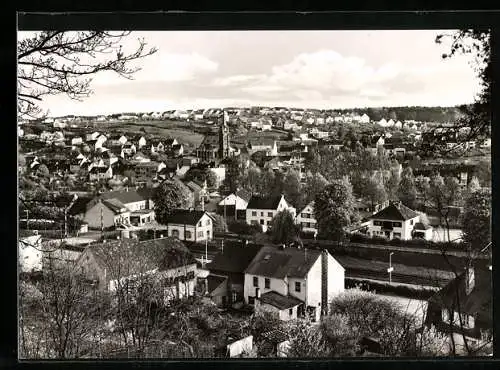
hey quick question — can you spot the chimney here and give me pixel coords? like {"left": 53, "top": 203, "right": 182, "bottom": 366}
{"left": 321, "top": 249, "right": 328, "bottom": 316}
{"left": 465, "top": 266, "right": 475, "bottom": 295}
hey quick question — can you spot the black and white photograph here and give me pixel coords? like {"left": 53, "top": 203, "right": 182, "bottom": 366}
{"left": 17, "top": 26, "right": 492, "bottom": 359}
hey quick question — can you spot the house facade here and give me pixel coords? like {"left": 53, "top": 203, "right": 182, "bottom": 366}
{"left": 296, "top": 201, "right": 318, "bottom": 236}
{"left": 367, "top": 201, "right": 429, "bottom": 240}
{"left": 244, "top": 246, "right": 345, "bottom": 322}
{"left": 164, "top": 209, "right": 213, "bottom": 242}
{"left": 75, "top": 237, "right": 197, "bottom": 302}
{"left": 246, "top": 194, "right": 296, "bottom": 232}
{"left": 425, "top": 259, "right": 492, "bottom": 354}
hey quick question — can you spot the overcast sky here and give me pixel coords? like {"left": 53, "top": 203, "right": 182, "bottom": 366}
{"left": 22, "top": 30, "right": 482, "bottom": 116}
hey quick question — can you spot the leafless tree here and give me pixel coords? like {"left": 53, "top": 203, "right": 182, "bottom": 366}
{"left": 17, "top": 31, "right": 157, "bottom": 118}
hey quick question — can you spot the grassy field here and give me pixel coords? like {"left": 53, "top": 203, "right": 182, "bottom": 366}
{"left": 105, "top": 120, "right": 206, "bottom": 148}
{"left": 335, "top": 254, "right": 455, "bottom": 282}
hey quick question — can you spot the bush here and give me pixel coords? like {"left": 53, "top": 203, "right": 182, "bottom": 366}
{"left": 227, "top": 221, "right": 262, "bottom": 236}
{"left": 347, "top": 232, "right": 464, "bottom": 251}
{"left": 345, "top": 278, "right": 437, "bottom": 300}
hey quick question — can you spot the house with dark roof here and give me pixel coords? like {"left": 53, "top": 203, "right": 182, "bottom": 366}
{"left": 75, "top": 237, "right": 197, "bottom": 301}
{"left": 205, "top": 244, "right": 263, "bottom": 306}
{"left": 367, "top": 202, "right": 432, "bottom": 240}
{"left": 164, "top": 209, "right": 213, "bottom": 242}
{"left": 246, "top": 194, "right": 296, "bottom": 232}
{"left": 244, "top": 246, "right": 345, "bottom": 322}
{"left": 295, "top": 201, "right": 317, "bottom": 236}
{"left": 367, "top": 201, "right": 429, "bottom": 240}
{"left": 424, "top": 257, "right": 492, "bottom": 354}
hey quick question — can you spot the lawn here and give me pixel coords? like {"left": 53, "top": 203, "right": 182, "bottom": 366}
{"left": 335, "top": 254, "right": 455, "bottom": 282}
{"left": 105, "top": 120, "right": 205, "bottom": 148}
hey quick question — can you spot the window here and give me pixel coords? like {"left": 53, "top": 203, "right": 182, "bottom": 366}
{"left": 185, "top": 230, "right": 192, "bottom": 239}
{"left": 393, "top": 222, "right": 402, "bottom": 228}
{"left": 171, "top": 229, "right": 179, "bottom": 238}
{"left": 261, "top": 212, "right": 264, "bottom": 216}
{"left": 265, "top": 278, "right": 270, "bottom": 289}
{"left": 260, "top": 219, "right": 264, "bottom": 225}
{"left": 268, "top": 212, "right": 273, "bottom": 217}
{"left": 198, "top": 231, "right": 203, "bottom": 238}
{"left": 198, "top": 221, "right": 202, "bottom": 227}
{"left": 206, "top": 219, "right": 211, "bottom": 226}
{"left": 206, "top": 230, "right": 210, "bottom": 237}
{"left": 253, "top": 276, "right": 259, "bottom": 287}
{"left": 252, "top": 211, "right": 257, "bottom": 216}
{"left": 289, "top": 308, "right": 293, "bottom": 316}
{"left": 266, "top": 220, "right": 271, "bottom": 225}
{"left": 248, "top": 296, "right": 255, "bottom": 305}
{"left": 295, "top": 282, "right": 301, "bottom": 292}
{"left": 374, "top": 221, "right": 381, "bottom": 226}
{"left": 410, "top": 219, "right": 414, "bottom": 225}
{"left": 251, "top": 220, "right": 258, "bottom": 225}
{"left": 393, "top": 233, "right": 401, "bottom": 239}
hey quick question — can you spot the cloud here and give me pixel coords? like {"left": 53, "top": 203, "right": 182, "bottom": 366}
{"left": 213, "top": 49, "right": 479, "bottom": 107}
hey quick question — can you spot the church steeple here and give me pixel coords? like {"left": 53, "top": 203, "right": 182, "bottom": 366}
{"left": 219, "top": 109, "right": 230, "bottom": 160}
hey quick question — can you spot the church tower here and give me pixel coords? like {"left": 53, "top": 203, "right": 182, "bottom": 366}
{"left": 218, "top": 109, "right": 230, "bottom": 159}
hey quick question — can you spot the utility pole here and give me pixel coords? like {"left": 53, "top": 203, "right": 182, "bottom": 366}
{"left": 223, "top": 196, "right": 227, "bottom": 222}
{"left": 205, "top": 237, "right": 208, "bottom": 268}
{"left": 388, "top": 252, "right": 394, "bottom": 284}
{"left": 25, "top": 209, "right": 29, "bottom": 230}
{"left": 64, "top": 208, "right": 68, "bottom": 238}
{"left": 100, "top": 207, "right": 104, "bottom": 240}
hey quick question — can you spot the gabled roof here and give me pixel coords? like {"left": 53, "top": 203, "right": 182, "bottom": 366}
{"left": 235, "top": 189, "right": 252, "bottom": 203}
{"left": 102, "top": 198, "right": 128, "bottom": 214}
{"left": 247, "top": 195, "right": 284, "bottom": 210}
{"left": 83, "top": 237, "right": 196, "bottom": 279}
{"left": 68, "top": 196, "right": 93, "bottom": 215}
{"left": 206, "top": 245, "right": 262, "bottom": 274}
{"left": 428, "top": 267, "right": 492, "bottom": 321}
{"left": 245, "top": 245, "right": 322, "bottom": 279}
{"left": 185, "top": 181, "right": 202, "bottom": 192}
{"left": 207, "top": 274, "right": 227, "bottom": 294}
{"left": 164, "top": 209, "right": 207, "bottom": 226}
{"left": 99, "top": 190, "right": 146, "bottom": 205}
{"left": 259, "top": 291, "right": 303, "bottom": 310}
{"left": 369, "top": 202, "right": 419, "bottom": 221}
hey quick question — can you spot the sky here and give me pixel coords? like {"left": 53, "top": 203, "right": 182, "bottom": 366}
{"left": 20, "top": 30, "right": 483, "bottom": 117}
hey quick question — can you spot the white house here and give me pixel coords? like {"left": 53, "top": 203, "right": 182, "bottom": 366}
{"left": 367, "top": 201, "right": 432, "bottom": 240}
{"left": 164, "top": 209, "right": 213, "bottom": 242}
{"left": 244, "top": 246, "right": 345, "bottom": 322}
{"left": 137, "top": 136, "right": 147, "bottom": 149}
{"left": 296, "top": 201, "right": 317, "bottom": 236}
{"left": 86, "top": 132, "right": 101, "bottom": 142}
{"left": 19, "top": 233, "right": 43, "bottom": 273}
{"left": 246, "top": 194, "right": 296, "bottom": 232}
{"left": 378, "top": 118, "right": 388, "bottom": 127}
{"left": 360, "top": 114, "right": 370, "bottom": 124}
{"left": 218, "top": 189, "right": 252, "bottom": 214}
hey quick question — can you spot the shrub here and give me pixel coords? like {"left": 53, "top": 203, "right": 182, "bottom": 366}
{"left": 228, "top": 221, "right": 262, "bottom": 236}
{"left": 345, "top": 278, "right": 437, "bottom": 300}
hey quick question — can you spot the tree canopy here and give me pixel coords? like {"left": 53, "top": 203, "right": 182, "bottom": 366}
{"left": 17, "top": 31, "right": 157, "bottom": 118}
{"left": 314, "top": 177, "right": 355, "bottom": 241}
{"left": 153, "top": 179, "right": 194, "bottom": 224}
